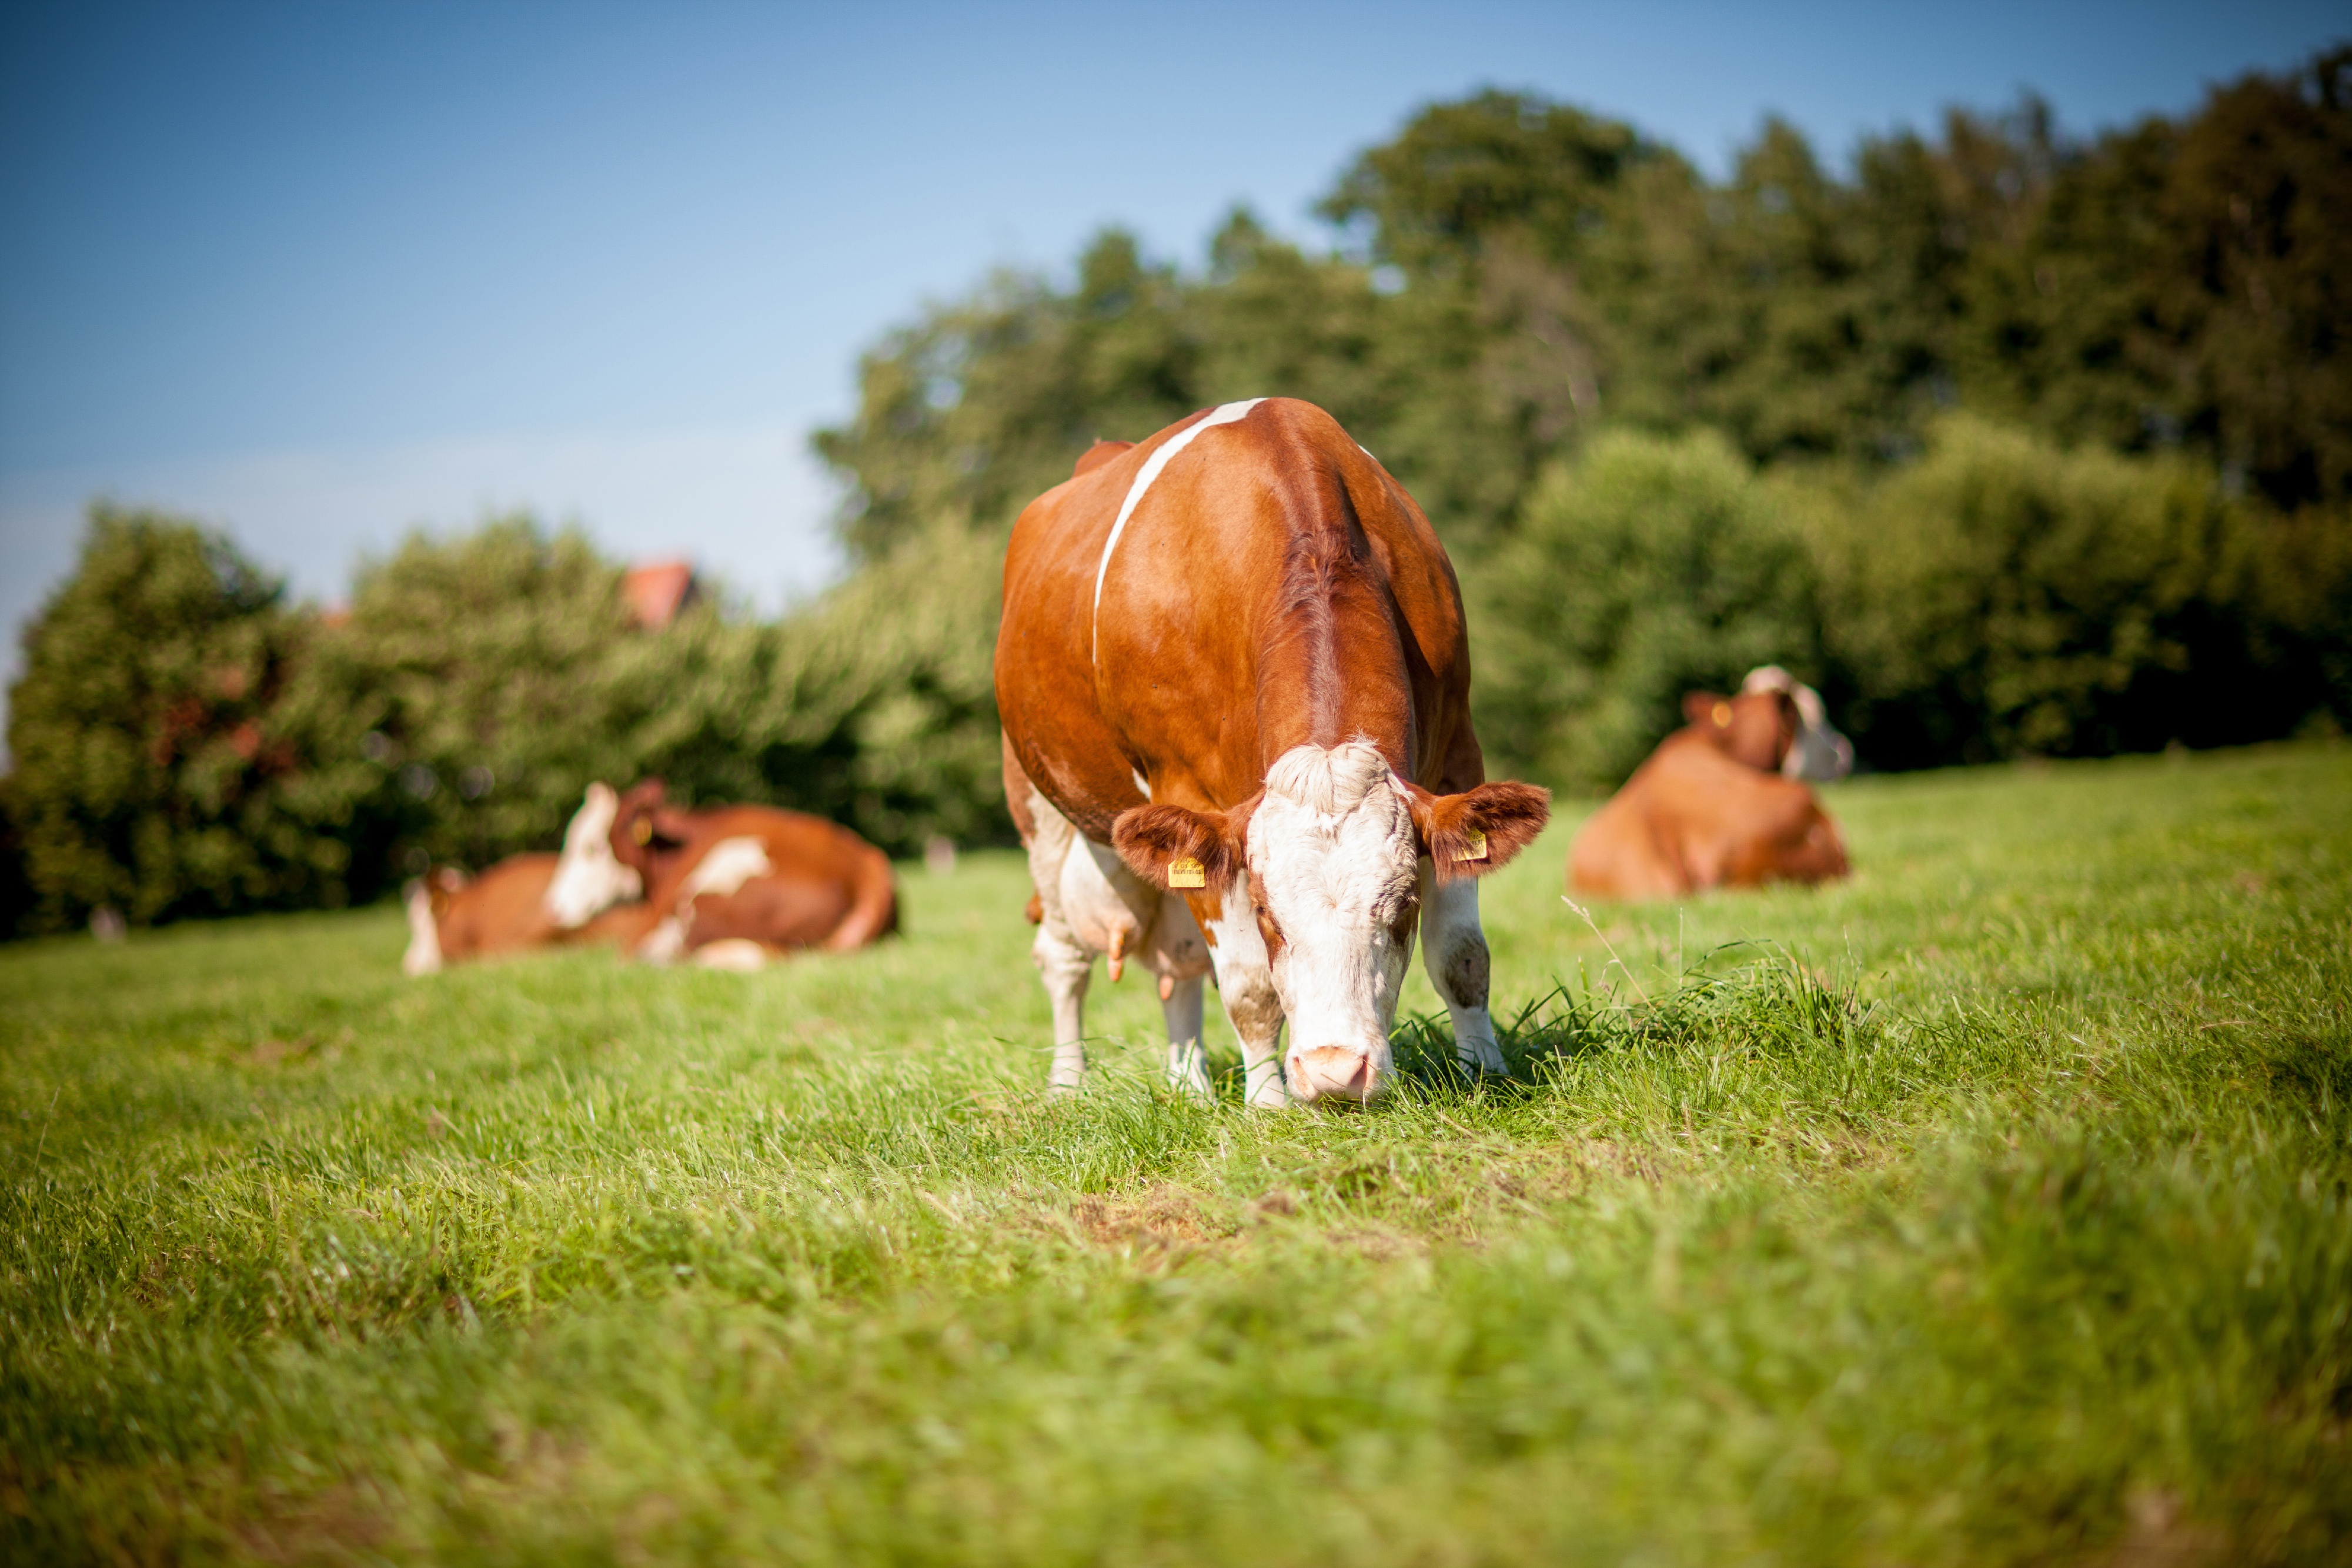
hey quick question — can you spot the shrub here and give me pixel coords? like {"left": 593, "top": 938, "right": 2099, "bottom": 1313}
{"left": 4, "top": 508, "right": 350, "bottom": 930}
{"left": 1803, "top": 416, "right": 2334, "bottom": 767}
{"left": 606, "top": 520, "right": 1009, "bottom": 854}
{"left": 1468, "top": 428, "right": 1822, "bottom": 791}
{"left": 273, "top": 516, "right": 672, "bottom": 889}
{"left": 765, "top": 520, "right": 1007, "bottom": 851}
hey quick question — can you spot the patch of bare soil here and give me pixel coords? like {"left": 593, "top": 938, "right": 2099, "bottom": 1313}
{"left": 1069, "top": 1183, "right": 1230, "bottom": 1252}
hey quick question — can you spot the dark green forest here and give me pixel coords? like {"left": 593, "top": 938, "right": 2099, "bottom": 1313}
{"left": 6, "top": 48, "right": 2347, "bottom": 932}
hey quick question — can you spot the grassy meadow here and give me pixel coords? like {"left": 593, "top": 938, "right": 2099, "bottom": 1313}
{"left": 4, "top": 741, "right": 2349, "bottom": 1564}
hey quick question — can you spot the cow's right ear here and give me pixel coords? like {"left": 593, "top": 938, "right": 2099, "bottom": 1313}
{"left": 1112, "top": 803, "right": 1244, "bottom": 896}
{"left": 1684, "top": 691, "right": 1732, "bottom": 728}
{"left": 1074, "top": 439, "right": 1134, "bottom": 477}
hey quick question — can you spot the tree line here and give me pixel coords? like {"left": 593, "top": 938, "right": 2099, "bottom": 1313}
{"left": 4, "top": 48, "right": 2346, "bottom": 934}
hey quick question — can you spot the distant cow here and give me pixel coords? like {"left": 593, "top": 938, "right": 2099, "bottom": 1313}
{"left": 543, "top": 779, "right": 898, "bottom": 968}
{"left": 997, "top": 397, "right": 1550, "bottom": 1108}
{"left": 401, "top": 848, "right": 657, "bottom": 975}
{"left": 1566, "top": 670, "right": 1851, "bottom": 901}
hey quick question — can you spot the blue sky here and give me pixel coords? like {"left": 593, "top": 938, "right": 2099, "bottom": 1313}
{"left": 2, "top": 0, "right": 2344, "bottom": 684}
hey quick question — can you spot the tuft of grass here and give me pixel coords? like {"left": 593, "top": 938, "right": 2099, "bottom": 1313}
{"left": 2, "top": 741, "right": 2348, "bottom": 1564}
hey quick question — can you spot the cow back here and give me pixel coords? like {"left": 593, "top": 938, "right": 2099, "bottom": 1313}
{"left": 998, "top": 397, "right": 1485, "bottom": 835}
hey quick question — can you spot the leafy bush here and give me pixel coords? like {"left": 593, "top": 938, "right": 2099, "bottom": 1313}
{"left": 753, "top": 520, "right": 1005, "bottom": 851}
{"left": 2239, "top": 500, "right": 2352, "bottom": 735}
{"left": 1804, "top": 416, "right": 2343, "bottom": 767}
{"left": 1468, "top": 428, "right": 1821, "bottom": 790}
{"left": 5, "top": 509, "right": 1017, "bottom": 933}
{"left": 607, "top": 519, "right": 1008, "bottom": 853}
{"left": 4, "top": 509, "right": 350, "bottom": 930}
{"left": 273, "top": 516, "right": 649, "bottom": 884}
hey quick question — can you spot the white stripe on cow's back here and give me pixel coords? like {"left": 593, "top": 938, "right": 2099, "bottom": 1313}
{"left": 1091, "top": 397, "right": 1265, "bottom": 666}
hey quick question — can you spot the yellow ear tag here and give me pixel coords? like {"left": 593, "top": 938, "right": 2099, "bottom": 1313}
{"left": 633, "top": 817, "right": 654, "bottom": 844}
{"left": 1167, "top": 855, "right": 1207, "bottom": 890}
{"left": 1712, "top": 701, "right": 1732, "bottom": 727}
{"left": 1456, "top": 826, "right": 1489, "bottom": 863}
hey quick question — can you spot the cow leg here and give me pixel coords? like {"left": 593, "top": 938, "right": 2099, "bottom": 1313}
{"left": 1419, "top": 869, "right": 1510, "bottom": 1075}
{"left": 1160, "top": 972, "right": 1212, "bottom": 1099}
{"left": 1201, "top": 894, "right": 1289, "bottom": 1109}
{"left": 1033, "top": 920, "right": 1094, "bottom": 1092}
{"left": 1011, "top": 773, "right": 1099, "bottom": 1093}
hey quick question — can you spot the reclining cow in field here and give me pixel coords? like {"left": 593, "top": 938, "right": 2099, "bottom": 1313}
{"left": 542, "top": 778, "right": 898, "bottom": 968}
{"left": 997, "top": 397, "right": 1551, "bottom": 1108}
{"left": 400, "top": 807, "right": 660, "bottom": 975}
{"left": 1566, "top": 667, "right": 1852, "bottom": 901}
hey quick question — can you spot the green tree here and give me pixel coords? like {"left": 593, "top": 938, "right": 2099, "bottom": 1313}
{"left": 813, "top": 230, "right": 1201, "bottom": 564}
{"left": 1956, "top": 49, "right": 2352, "bottom": 509}
{"left": 5, "top": 507, "right": 346, "bottom": 928}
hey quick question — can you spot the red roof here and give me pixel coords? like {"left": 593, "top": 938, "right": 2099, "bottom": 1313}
{"left": 623, "top": 561, "right": 698, "bottom": 629}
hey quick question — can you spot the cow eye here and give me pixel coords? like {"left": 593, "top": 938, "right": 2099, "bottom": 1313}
{"left": 1245, "top": 870, "right": 1287, "bottom": 958}
{"left": 1255, "top": 905, "right": 1287, "bottom": 961}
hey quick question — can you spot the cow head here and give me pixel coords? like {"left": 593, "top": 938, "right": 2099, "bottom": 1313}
{"left": 543, "top": 782, "right": 644, "bottom": 928}
{"left": 606, "top": 777, "right": 707, "bottom": 901}
{"left": 1685, "top": 688, "right": 1799, "bottom": 772}
{"left": 401, "top": 866, "right": 466, "bottom": 976}
{"left": 1740, "top": 666, "right": 1853, "bottom": 781}
{"left": 1113, "top": 738, "right": 1549, "bottom": 1106}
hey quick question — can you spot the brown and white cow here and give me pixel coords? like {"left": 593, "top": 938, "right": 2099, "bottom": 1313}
{"left": 400, "top": 844, "right": 658, "bottom": 975}
{"left": 1566, "top": 669, "right": 1851, "bottom": 901}
{"left": 543, "top": 779, "right": 898, "bottom": 967}
{"left": 997, "top": 397, "right": 1551, "bottom": 1108}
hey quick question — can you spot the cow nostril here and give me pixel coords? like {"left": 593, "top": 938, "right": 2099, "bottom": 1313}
{"left": 1292, "top": 1045, "right": 1382, "bottom": 1106}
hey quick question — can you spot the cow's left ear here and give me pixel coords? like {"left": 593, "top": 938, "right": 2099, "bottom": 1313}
{"left": 1112, "top": 801, "right": 1248, "bottom": 896}
{"left": 1404, "top": 781, "right": 1552, "bottom": 882}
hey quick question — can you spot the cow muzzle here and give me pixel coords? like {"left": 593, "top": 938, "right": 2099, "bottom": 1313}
{"left": 1288, "top": 1044, "right": 1386, "bottom": 1106}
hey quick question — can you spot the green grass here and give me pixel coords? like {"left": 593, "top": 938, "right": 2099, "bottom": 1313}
{"left": 5, "top": 742, "right": 2349, "bottom": 1564}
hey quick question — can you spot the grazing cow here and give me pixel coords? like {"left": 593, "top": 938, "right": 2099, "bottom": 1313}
{"left": 1566, "top": 672, "right": 1851, "bottom": 901}
{"left": 401, "top": 851, "right": 658, "bottom": 976}
{"left": 997, "top": 397, "right": 1552, "bottom": 1107}
{"left": 543, "top": 779, "right": 898, "bottom": 967}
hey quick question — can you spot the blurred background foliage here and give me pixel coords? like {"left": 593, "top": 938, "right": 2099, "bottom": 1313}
{"left": 5, "top": 47, "right": 2347, "bottom": 931}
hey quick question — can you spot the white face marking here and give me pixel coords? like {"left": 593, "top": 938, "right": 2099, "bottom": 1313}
{"left": 543, "top": 783, "right": 643, "bottom": 928}
{"left": 1091, "top": 398, "right": 1264, "bottom": 665}
{"left": 1247, "top": 741, "right": 1421, "bottom": 1103}
{"left": 1130, "top": 768, "right": 1151, "bottom": 800}
{"left": 401, "top": 880, "right": 444, "bottom": 976}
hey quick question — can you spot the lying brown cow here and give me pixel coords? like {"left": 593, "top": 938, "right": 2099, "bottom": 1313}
{"left": 1566, "top": 671, "right": 1850, "bottom": 900}
{"left": 400, "top": 847, "right": 657, "bottom": 975}
{"left": 998, "top": 397, "right": 1551, "bottom": 1107}
{"left": 542, "top": 778, "right": 898, "bottom": 967}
